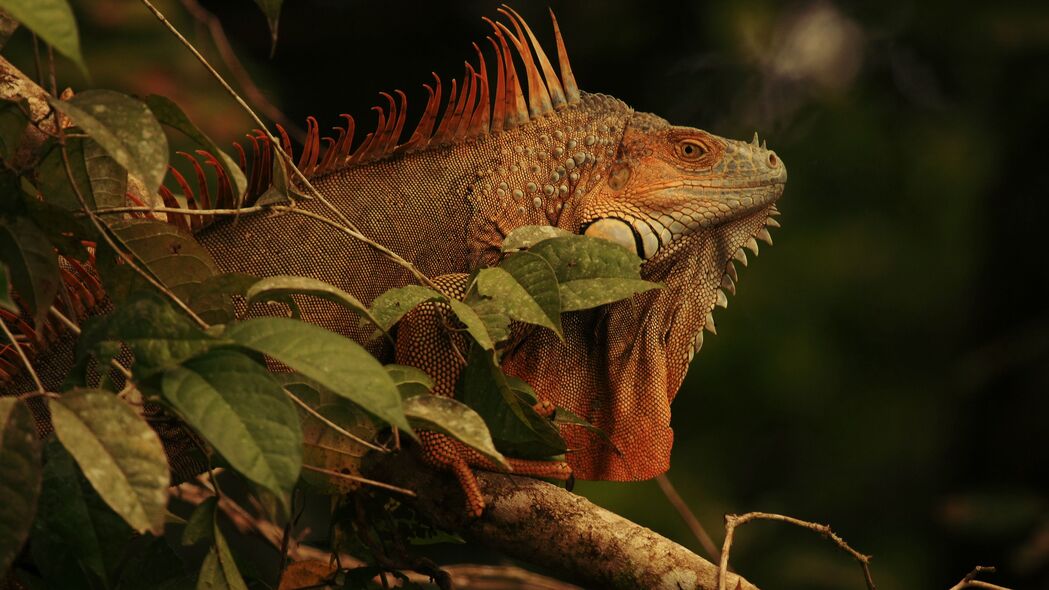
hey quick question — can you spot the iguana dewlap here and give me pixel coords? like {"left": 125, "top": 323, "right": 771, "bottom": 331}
{"left": 194, "top": 8, "right": 785, "bottom": 490}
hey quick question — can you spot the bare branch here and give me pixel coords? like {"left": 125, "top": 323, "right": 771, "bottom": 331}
{"left": 367, "top": 449, "right": 760, "bottom": 590}
{"left": 718, "top": 511, "right": 875, "bottom": 590}
{"left": 947, "top": 566, "right": 1014, "bottom": 590}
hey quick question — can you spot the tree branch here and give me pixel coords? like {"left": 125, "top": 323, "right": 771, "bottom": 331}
{"left": 366, "top": 449, "right": 760, "bottom": 590}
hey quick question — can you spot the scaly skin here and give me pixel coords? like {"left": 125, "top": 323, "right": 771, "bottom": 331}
{"left": 4, "top": 9, "right": 786, "bottom": 517}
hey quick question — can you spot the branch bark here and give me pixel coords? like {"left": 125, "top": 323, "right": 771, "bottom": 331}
{"left": 366, "top": 449, "right": 760, "bottom": 590}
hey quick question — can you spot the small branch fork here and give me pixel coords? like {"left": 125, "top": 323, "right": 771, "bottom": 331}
{"left": 947, "top": 566, "right": 1014, "bottom": 590}
{"left": 717, "top": 511, "right": 877, "bottom": 590}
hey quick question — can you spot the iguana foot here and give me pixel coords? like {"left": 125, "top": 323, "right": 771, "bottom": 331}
{"left": 532, "top": 399, "right": 556, "bottom": 418}
{"left": 418, "top": 431, "right": 571, "bottom": 517}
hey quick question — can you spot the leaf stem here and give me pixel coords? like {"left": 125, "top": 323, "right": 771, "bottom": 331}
{"left": 283, "top": 387, "right": 388, "bottom": 453}
{"left": 301, "top": 464, "right": 416, "bottom": 497}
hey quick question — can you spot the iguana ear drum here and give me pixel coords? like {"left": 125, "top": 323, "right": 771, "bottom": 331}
{"left": 584, "top": 218, "right": 642, "bottom": 257}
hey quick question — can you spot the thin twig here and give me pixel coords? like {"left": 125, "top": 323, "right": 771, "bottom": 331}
{"left": 176, "top": 0, "right": 306, "bottom": 142}
{"left": 718, "top": 511, "right": 876, "bottom": 590}
{"left": 0, "top": 316, "right": 44, "bottom": 392}
{"left": 655, "top": 474, "right": 720, "bottom": 562}
{"left": 300, "top": 464, "right": 416, "bottom": 497}
{"left": 284, "top": 387, "right": 388, "bottom": 453}
{"left": 137, "top": 0, "right": 432, "bottom": 291}
{"left": 947, "top": 566, "right": 1014, "bottom": 590}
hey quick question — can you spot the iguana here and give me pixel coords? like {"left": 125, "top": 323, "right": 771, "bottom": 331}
{"left": 3, "top": 7, "right": 785, "bottom": 516}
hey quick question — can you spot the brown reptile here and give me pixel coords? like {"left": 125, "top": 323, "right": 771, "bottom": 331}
{"left": 3, "top": 8, "right": 785, "bottom": 516}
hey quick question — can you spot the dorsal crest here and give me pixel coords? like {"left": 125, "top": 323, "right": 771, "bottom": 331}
{"left": 283, "top": 7, "right": 581, "bottom": 176}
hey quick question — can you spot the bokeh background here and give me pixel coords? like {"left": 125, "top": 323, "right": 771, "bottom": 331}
{"left": 9, "top": 0, "right": 1048, "bottom": 587}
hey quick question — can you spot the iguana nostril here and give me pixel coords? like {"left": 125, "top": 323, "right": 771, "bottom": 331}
{"left": 768, "top": 152, "right": 779, "bottom": 167}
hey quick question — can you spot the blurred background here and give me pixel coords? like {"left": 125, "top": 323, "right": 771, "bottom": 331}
{"left": 8, "top": 0, "right": 1047, "bottom": 587}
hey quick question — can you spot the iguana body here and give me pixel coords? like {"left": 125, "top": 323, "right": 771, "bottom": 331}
{"left": 5, "top": 8, "right": 785, "bottom": 515}
{"left": 197, "top": 9, "right": 786, "bottom": 506}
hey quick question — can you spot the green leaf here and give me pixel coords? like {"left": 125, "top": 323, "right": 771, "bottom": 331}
{"left": 76, "top": 291, "right": 220, "bottom": 376}
{"left": 552, "top": 406, "right": 618, "bottom": 452}
{"left": 529, "top": 235, "right": 662, "bottom": 311}
{"left": 30, "top": 441, "right": 132, "bottom": 589}
{"left": 246, "top": 275, "right": 387, "bottom": 338}
{"left": 0, "top": 263, "right": 14, "bottom": 313}
{"left": 386, "top": 364, "right": 433, "bottom": 400}
{"left": 197, "top": 526, "right": 247, "bottom": 590}
{"left": 472, "top": 264, "right": 560, "bottom": 336}
{"left": 448, "top": 299, "right": 497, "bottom": 350}
{"left": 35, "top": 137, "right": 92, "bottom": 210}
{"left": 404, "top": 395, "right": 508, "bottom": 470}
{"left": 48, "top": 90, "right": 168, "bottom": 196}
{"left": 181, "top": 496, "right": 217, "bottom": 546}
{"left": 162, "top": 349, "right": 302, "bottom": 502}
{"left": 145, "top": 95, "right": 247, "bottom": 203}
{"left": 369, "top": 284, "right": 445, "bottom": 332}
{"left": 456, "top": 346, "right": 566, "bottom": 459}
{"left": 497, "top": 250, "right": 562, "bottom": 335}
{"left": 223, "top": 317, "right": 411, "bottom": 433}
{"left": 0, "top": 215, "right": 59, "bottom": 327}
{"left": 20, "top": 193, "right": 93, "bottom": 260}
{"left": 300, "top": 403, "right": 376, "bottom": 494}
{"left": 0, "top": 0, "right": 87, "bottom": 76}
{"left": 0, "top": 398, "right": 42, "bottom": 576}
{"left": 251, "top": 0, "right": 283, "bottom": 55}
{"left": 182, "top": 272, "right": 259, "bottom": 326}
{"left": 99, "top": 218, "right": 220, "bottom": 304}
{"left": 83, "top": 136, "right": 129, "bottom": 210}
{"left": 0, "top": 98, "right": 29, "bottom": 162}
{"left": 501, "top": 224, "right": 573, "bottom": 252}
{"left": 50, "top": 388, "right": 170, "bottom": 534}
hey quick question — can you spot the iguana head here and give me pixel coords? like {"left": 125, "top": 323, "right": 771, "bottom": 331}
{"left": 580, "top": 112, "right": 786, "bottom": 263}
{"left": 559, "top": 113, "right": 786, "bottom": 480}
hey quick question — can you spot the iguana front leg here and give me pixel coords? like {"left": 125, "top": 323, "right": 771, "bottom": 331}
{"left": 395, "top": 274, "right": 571, "bottom": 517}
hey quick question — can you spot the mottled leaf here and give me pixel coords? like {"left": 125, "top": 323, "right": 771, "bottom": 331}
{"left": 162, "top": 349, "right": 302, "bottom": 501}
{"left": 386, "top": 364, "right": 433, "bottom": 400}
{"left": 246, "top": 275, "right": 386, "bottom": 337}
{"left": 35, "top": 137, "right": 93, "bottom": 210}
{"left": 20, "top": 194, "right": 93, "bottom": 260}
{"left": 553, "top": 406, "right": 617, "bottom": 451}
{"left": 501, "top": 224, "right": 573, "bottom": 252}
{"left": 76, "top": 291, "right": 220, "bottom": 376}
{"left": 472, "top": 263, "right": 560, "bottom": 336}
{"left": 448, "top": 299, "right": 497, "bottom": 350}
{"left": 50, "top": 389, "right": 170, "bottom": 534}
{"left": 223, "top": 317, "right": 411, "bottom": 433}
{"left": 300, "top": 403, "right": 375, "bottom": 494}
{"left": 145, "top": 95, "right": 247, "bottom": 202}
{"left": 529, "top": 235, "right": 662, "bottom": 311}
{"left": 0, "top": 0, "right": 86, "bottom": 75}
{"left": 48, "top": 90, "right": 168, "bottom": 196}
{"left": 181, "top": 496, "right": 216, "bottom": 546}
{"left": 0, "top": 398, "right": 42, "bottom": 576}
{"left": 498, "top": 250, "right": 562, "bottom": 335}
{"left": 30, "top": 442, "right": 132, "bottom": 589}
{"left": 404, "top": 395, "right": 508, "bottom": 469}
{"left": 105, "top": 218, "right": 219, "bottom": 302}
{"left": 197, "top": 526, "right": 247, "bottom": 590}
{"left": 0, "top": 98, "right": 28, "bottom": 162}
{"left": 0, "top": 215, "right": 59, "bottom": 327}
{"left": 369, "top": 284, "right": 444, "bottom": 332}
{"left": 183, "top": 271, "right": 259, "bottom": 325}
{"left": 82, "top": 137, "right": 128, "bottom": 210}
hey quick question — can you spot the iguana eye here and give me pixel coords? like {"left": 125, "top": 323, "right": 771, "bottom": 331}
{"left": 676, "top": 139, "right": 707, "bottom": 161}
